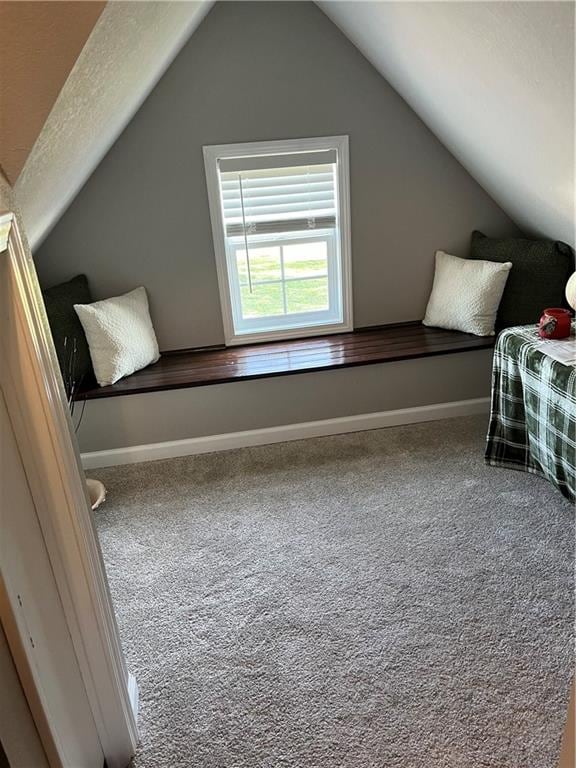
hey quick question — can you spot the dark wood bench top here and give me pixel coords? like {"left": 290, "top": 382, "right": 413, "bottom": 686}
{"left": 78, "top": 322, "right": 494, "bottom": 400}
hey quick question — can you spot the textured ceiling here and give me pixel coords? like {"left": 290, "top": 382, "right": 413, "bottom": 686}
{"left": 0, "top": 1, "right": 105, "bottom": 184}
{"left": 319, "top": 1, "right": 575, "bottom": 247}
{"left": 14, "top": 0, "right": 575, "bottom": 250}
{"left": 15, "top": 0, "right": 213, "bottom": 250}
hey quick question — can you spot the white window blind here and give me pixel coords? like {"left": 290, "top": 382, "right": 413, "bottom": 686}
{"left": 218, "top": 151, "right": 338, "bottom": 237}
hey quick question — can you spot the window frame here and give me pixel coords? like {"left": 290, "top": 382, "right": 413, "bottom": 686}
{"left": 203, "top": 136, "right": 353, "bottom": 346}
{"left": 227, "top": 229, "right": 339, "bottom": 334}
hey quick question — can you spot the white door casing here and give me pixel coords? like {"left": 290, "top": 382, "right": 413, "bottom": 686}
{"left": 0, "top": 389, "right": 100, "bottom": 768}
{"left": 0, "top": 211, "right": 138, "bottom": 768}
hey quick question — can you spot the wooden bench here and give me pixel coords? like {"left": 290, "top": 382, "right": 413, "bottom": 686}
{"left": 77, "top": 322, "right": 494, "bottom": 401}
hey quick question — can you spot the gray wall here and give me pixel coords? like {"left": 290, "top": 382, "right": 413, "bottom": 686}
{"left": 35, "top": 1, "right": 518, "bottom": 352}
{"left": 34, "top": 2, "right": 517, "bottom": 453}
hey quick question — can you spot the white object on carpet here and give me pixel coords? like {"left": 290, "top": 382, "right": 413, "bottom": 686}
{"left": 86, "top": 478, "right": 107, "bottom": 510}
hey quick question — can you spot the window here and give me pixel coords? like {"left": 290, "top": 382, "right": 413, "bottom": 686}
{"left": 203, "top": 136, "right": 352, "bottom": 345}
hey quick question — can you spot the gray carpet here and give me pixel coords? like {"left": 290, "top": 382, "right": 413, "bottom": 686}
{"left": 93, "top": 416, "right": 574, "bottom": 768}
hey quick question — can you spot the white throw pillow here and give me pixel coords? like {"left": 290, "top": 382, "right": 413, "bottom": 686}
{"left": 74, "top": 287, "right": 160, "bottom": 386}
{"left": 423, "top": 251, "right": 512, "bottom": 336}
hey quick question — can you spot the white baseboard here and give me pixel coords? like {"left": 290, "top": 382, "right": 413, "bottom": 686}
{"left": 81, "top": 397, "right": 490, "bottom": 469}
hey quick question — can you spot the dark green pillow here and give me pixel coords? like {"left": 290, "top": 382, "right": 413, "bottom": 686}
{"left": 42, "top": 274, "right": 95, "bottom": 389}
{"left": 470, "top": 230, "right": 574, "bottom": 329}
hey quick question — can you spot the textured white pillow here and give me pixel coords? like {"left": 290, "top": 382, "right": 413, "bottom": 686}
{"left": 423, "top": 251, "right": 512, "bottom": 336}
{"left": 74, "top": 287, "right": 160, "bottom": 386}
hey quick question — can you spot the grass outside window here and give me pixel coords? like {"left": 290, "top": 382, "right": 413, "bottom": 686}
{"left": 237, "top": 245, "right": 330, "bottom": 318}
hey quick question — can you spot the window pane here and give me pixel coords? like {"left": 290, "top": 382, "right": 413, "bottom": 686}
{"left": 236, "top": 245, "right": 281, "bottom": 286}
{"left": 286, "top": 277, "right": 329, "bottom": 314}
{"left": 240, "top": 282, "right": 284, "bottom": 318}
{"left": 283, "top": 241, "right": 328, "bottom": 279}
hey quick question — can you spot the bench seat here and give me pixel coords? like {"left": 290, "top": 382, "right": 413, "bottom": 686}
{"left": 77, "top": 322, "right": 494, "bottom": 401}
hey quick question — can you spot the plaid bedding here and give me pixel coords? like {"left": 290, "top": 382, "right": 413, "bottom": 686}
{"left": 485, "top": 324, "right": 576, "bottom": 502}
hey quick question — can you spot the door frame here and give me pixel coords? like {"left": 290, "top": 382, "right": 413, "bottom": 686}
{"left": 0, "top": 212, "right": 138, "bottom": 768}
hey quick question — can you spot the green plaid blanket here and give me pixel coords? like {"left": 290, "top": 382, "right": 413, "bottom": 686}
{"left": 485, "top": 324, "right": 576, "bottom": 502}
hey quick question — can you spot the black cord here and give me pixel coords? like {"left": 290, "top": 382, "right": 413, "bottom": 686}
{"left": 74, "top": 396, "right": 87, "bottom": 434}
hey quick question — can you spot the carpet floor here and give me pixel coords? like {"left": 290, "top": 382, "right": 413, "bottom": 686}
{"left": 92, "top": 415, "right": 574, "bottom": 768}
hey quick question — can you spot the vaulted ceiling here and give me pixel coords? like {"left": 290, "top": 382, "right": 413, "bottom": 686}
{"left": 7, "top": 0, "right": 575, "bottom": 250}
{"left": 12, "top": 0, "right": 213, "bottom": 250}
{"left": 0, "top": 0, "right": 105, "bottom": 184}
{"left": 319, "top": 1, "right": 575, "bottom": 247}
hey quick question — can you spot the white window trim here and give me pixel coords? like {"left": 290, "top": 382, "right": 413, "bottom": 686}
{"left": 203, "top": 136, "right": 353, "bottom": 346}
{"left": 227, "top": 230, "right": 339, "bottom": 335}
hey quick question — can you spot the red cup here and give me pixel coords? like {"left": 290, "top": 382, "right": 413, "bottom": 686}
{"left": 538, "top": 308, "right": 572, "bottom": 339}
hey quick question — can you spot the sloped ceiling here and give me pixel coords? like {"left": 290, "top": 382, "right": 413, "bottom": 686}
{"left": 319, "top": 1, "right": 575, "bottom": 247}
{"left": 0, "top": 0, "right": 105, "bottom": 184}
{"left": 15, "top": 0, "right": 213, "bottom": 251}
{"left": 15, "top": 0, "right": 574, "bottom": 251}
